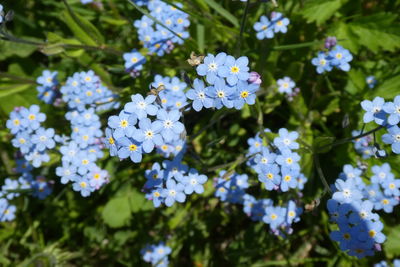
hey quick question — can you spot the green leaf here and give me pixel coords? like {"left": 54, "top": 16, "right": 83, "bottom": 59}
{"left": 62, "top": 10, "right": 101, "bottom": 46}
{"left": 301, "top": 0, "right": 347, "bottom": 26}
{"left": 0, "top": 40, "right": 37, "bottom": 60}
{"left": 102, "top": 197, "right": 131, "bottom": 228}
{"left": 344, "top": 69, "right": 364, "bottom": 95}
{"left": 196, "top": 23, "right": 205, "bottom": 53}
{"left": 0, "top": 84, "right": 32, "bottom": 98}
{"left": 128, "top": 188, "right": 153, "bottom": 213}
{"left": 348, "top": 13, "right": 400, "bottom": 53}
{"left": 322, "top": 98, "right": 339, "bottom": 116}
{"left": 385, "top": 224, "right": 400, "bottom": 258}
{"left": 203, "top": 0, "right": 239, "bottom": 27}
{"left": 370, "top": 75, "right": 400, "bottom": 99}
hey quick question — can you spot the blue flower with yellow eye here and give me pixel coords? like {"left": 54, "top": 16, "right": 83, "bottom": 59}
{"left": 218, "top": 55, "right": 250, "bottom": 86}
{"left": 196, "top": 52, "right": 227, "bottom": 84}
{"left": 107, "top": 110, "right": 137, "bottom": 139}
{"left": 186, "top": 79, "right": 214, "bottom": 111}
{"left": 134, "top": 118, "right": 163, "bottom": 153}
{"left": 116, "top": 137, "right": 143, "bottom": 163}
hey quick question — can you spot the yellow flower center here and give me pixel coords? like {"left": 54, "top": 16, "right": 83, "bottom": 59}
{"left": 343, "top": 233, "right": 351, "bottom": 240}
{"left": 286, "top": 158, "right": 293, "bottom": 164}
{"left": 86, "top": 91, "right": 93, "bottom": 97}
{"left": 28, "top": 114, "right": 36, "bottom": 120}
{"left": 94, "top": 173, "right": 101, "bottom": 180}
{"left": 230, "top": 66, "right": 240, "bottom": 73}
{"left": 261, "top": 25, "right": 267, "bottom": 30}
{"left": 288, "top": 211, "right": 295, "bottom": 217}
{"left": 108, "top": 137, "right": 115, "bottom": 145}
{"left": 161, "top": 145, "right": 168, "bottom": 151}
{"left": 240, "top": 91, "right": 249, "bottom": 98}
{"left": 270, "top": 214, "right": 277, "bottom": 220}
{"left": 129, "top": 144, "right": 137, "bottom": 151}
{"left": 154, "top": 191, "right": 160, "bottom": 197}
{"left": 120, "top": 120, "right": 128, "bottom": 128}
{"left": 131, "top": 57, "right": 138, "bottom": 63}
{"left": 277, "top": 20, "right": 283, "bottom": 26}
{"left": 19, "top": 138, "right": 26, "bottom": 144}
{"left": 336, "top": 53, "right": 343, "bottom": 59}
{"left": 382, "top": 199, "right": 389, "bottom": 205}
{"left": 267, "top": 173, "right": 274, "bottom": 180}
{"left": 82, "top": 159, "right": 89, "bottom": 165}
{"left": 82, "top": 135, "right": 89, "bottom": 141}
{"left": 368, "top": 230, "right": 376, "bottom": 237}
{"left": 80, "top": 182, "right": 87, "bottom": 188}
{"left": 13, "top": 119, "right": 20, "bottom": 125}
{"left": 284, "top": 175, "right": 291, "bottom": 182}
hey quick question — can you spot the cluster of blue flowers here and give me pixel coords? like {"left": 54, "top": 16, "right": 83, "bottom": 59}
{"left": 1, "top": 158, "right": 53, "bottom": 222}
{"left": 143, "top": 161, "right": 207, "bottom": 207}
{"left": 328, "top": 163, "right": 400, "bottom": 258}
{"left": 7, "top": 105, "right": 54, "bottom": 167}
{"left": 141, "top": 242, "right": 171, "bottom": 267}
{"left": 36, "top": 70, "right": 60, "bottom": 105}
{"left": 352, "top": 130, "right": 375, "bottom": 159}
{"left": 152, "top": 74, "right": 188, "bottom": 112}
{"left": 56, "top": 71, "right": 116, "bottom": 197}
{"left": 123, "top": 49, "right": 146, "bottom": 77}
{"left": 253, "top": 12, "right": 290, "bottom": 40}
{"left": 361, "top": 95, "right": 400, "bottom": 154}
{"left": 189, "top": 52, "right": 260, "bottom": 111}
{"left": 366, "top": 76, "right": 377, "bottom": 89}
{"left": 133, "top": 0, "right": 189, "bottom": 56}
{"left": 60, "top": 70, "right": 119, "bottom": 112}
{"left": 214, "top": 128, "right": 308, "bottom": 236}
{"left": 312, "top": 42, "right": 353, "bottom": 74}
{"left": 374, "top": 259, "right": 400, "bottom": 267}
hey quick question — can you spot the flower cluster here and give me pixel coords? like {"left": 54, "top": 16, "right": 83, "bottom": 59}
{"left": 60, "top": 70, "right": 119, "bottom": 112}
{"left": 189, "top": 52, "right": 260, "bottom": 111}
{"left": 253, "top": 12, "right": 290, "bottom": 40}
{"left": 214, "top": 128, "right": 308, "bottom": 236}
{"left": 328, "top": 163, "right": 400, "bottom": 258}
{"left": 352, "top": 130, "right": 375, "bottom": 159}
{"left": 366, "top": 76, "right": 377, "bottom": 89}
{"left": 36, "top": 70, "right": 60, "bottom": 105}
{"left": 7, "top": 105, "right": 54, "bottom": 167}
{"left": 1, "top": 158, "right": 53, "bottom": 222}
{"left": 141, "top": 242, "right": 171, "bottom": 267}
{"left": 133, "top": 0, "right": 189, "bottom": 57}
{"left": 143, "top": 161, "right": 207, "bottom": 207}
{"left": 152, "top": 74, "right": 188, "bottom": 112}
{"left": 361, "top": 95, "right": 400, "bottom": 154}
{"left": 312, "top": 43, "right": 353, "bottom": 74}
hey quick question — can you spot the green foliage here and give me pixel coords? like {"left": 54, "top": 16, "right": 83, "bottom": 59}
{"left": 0, "top": 0, "right": 399, "bottom": 266}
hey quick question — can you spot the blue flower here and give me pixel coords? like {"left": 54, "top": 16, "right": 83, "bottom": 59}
{"left": 116, "top": 137, "right": 143, "bottom": 163}
{"left": 144, "top": 162, "right": 165, "bottom": 189}
{"left": 254, "top": 147, "right": 277, "bottom": 169}
{"left": 361, "top": 97, "right": 387, "bottom": 125}
{"left": 88, "top": 167, "right": 108, "bottom": 190}
{"left": 37, "top": 70, "right": 58, "bottom": 87}
{"left": 311, "top": 52, "right": 333, "bottom": 74}
{"left": 72, "top": 151, "right": 96, "bottom": 175}
{"left": 280, "top": 167, "right": 299, "bottom": 192}
{"left": 339, "top": 164, "right": 363, "bottom": 186}
{"left": 277, "top": 77, "right": 295, "bottom": 94}
{"left": 153, "top": 109, "right": 185, "bottom": 142}
{"left": 263, "top": 206, "right": 286, "bottom": 230}
{"left": 31, "top": 176, "right": 53, "bottom": 199}
{"left": 32, "top": 127, "right": 55, "bottom": 152}
{"left": 196, "top": 53, "right": 227, "bottom": 84}
{"left": 11, "top": 132, "right": 32, "bottom": 154}
{"left": 104, "top": 128, "right": 118, "bottom": 156}
{"left": 272, "top": 13, "right": 290, "bottom": 33}
{"left": 374, "top": 195, "right": 398, "bottom": 213}
{"left": 108, "top": 110, "right": 137, "bottom": 139}
{"left": 123, "top": 50, "right": 146, "bottom": 71}
{"left": 0, "top": 199, "right": 16, "bottom": 222}
{"left": 6, "top": 110, "right": 28, "bottom": 134}
{"left": 1, "top": 178, "right": 20, "bottom": 200}
{"left": 286, "top": 200, "right": 302, "bottom": 224}
{"left": 20, "top": 105, "right": 46, "bottom": 130}
{"left": 383, "top": 178, "right": 400, "bottom": 196}
{"left": 366, "top": 76, "right": 377, "bottom": 89}
{"left": 134, "top": 118, "right": 163, "bottom": 153}
{"left": 124, "top": 94, "right": 158, "bottom": 119}
{"left": 233, "top": 80, "right": 259, "bottom": 110}
{"left": 148, "top": 187, "right": 164, "bottom": 207}
{"left": 275, "top": 149, "right": 300, "bottom": 170}
{"left": 383, "top": 95, "right": 400, "bottom": 125}
{"left": 371, "top": 163, "right": 394, "bottom": 185}
{"left": 25, "top": 150, "right": 50, "bottom": 168}
{"left": 332, "top": 179, "right": 362, "bottom": 204}
{"left": 206, "top": 78, "right": 235, "bottom": 109}
{"left": 72, "top": 176, "right": 94, "bottom": 197}
{"left": 56, "top": 164, "right": 78, "bottom": 184}
{"left": 182, "top": 168, "right": 207, "bottom": 194}
{"left": 186, "top": 79, "right": 214, "bottom": 111}
{"left": 258, "top": 164, "right": 281, "bottom": 191}
{"left": 273, "top": 128, "right": 299, "bottom": 150}
{"left": 253, "top": 16, "right": 274, "bottom": 40}
{"left": 328, "top": 45, "right": 353, "bottom": 71}
{"left": 348, "top": 200, "right": 378, "bottom": 224}
{"left": 218, "top": 56, "right": 250, "bottom": 86}
{"left": 163, "top": 158, "right": 188, "bottom": 182}
{"left": 382, "top": 125, "right": 400, "bottom": 154}
{"left": 162, "top": 179, "right": 186, "bottom": 207}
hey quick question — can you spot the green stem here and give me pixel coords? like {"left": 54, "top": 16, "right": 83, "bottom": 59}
{"left": 236, "top": 0, "right": 251, "bottom": 55}
{"left": 272, "top": 40, "right": 323, "bottom": 50}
